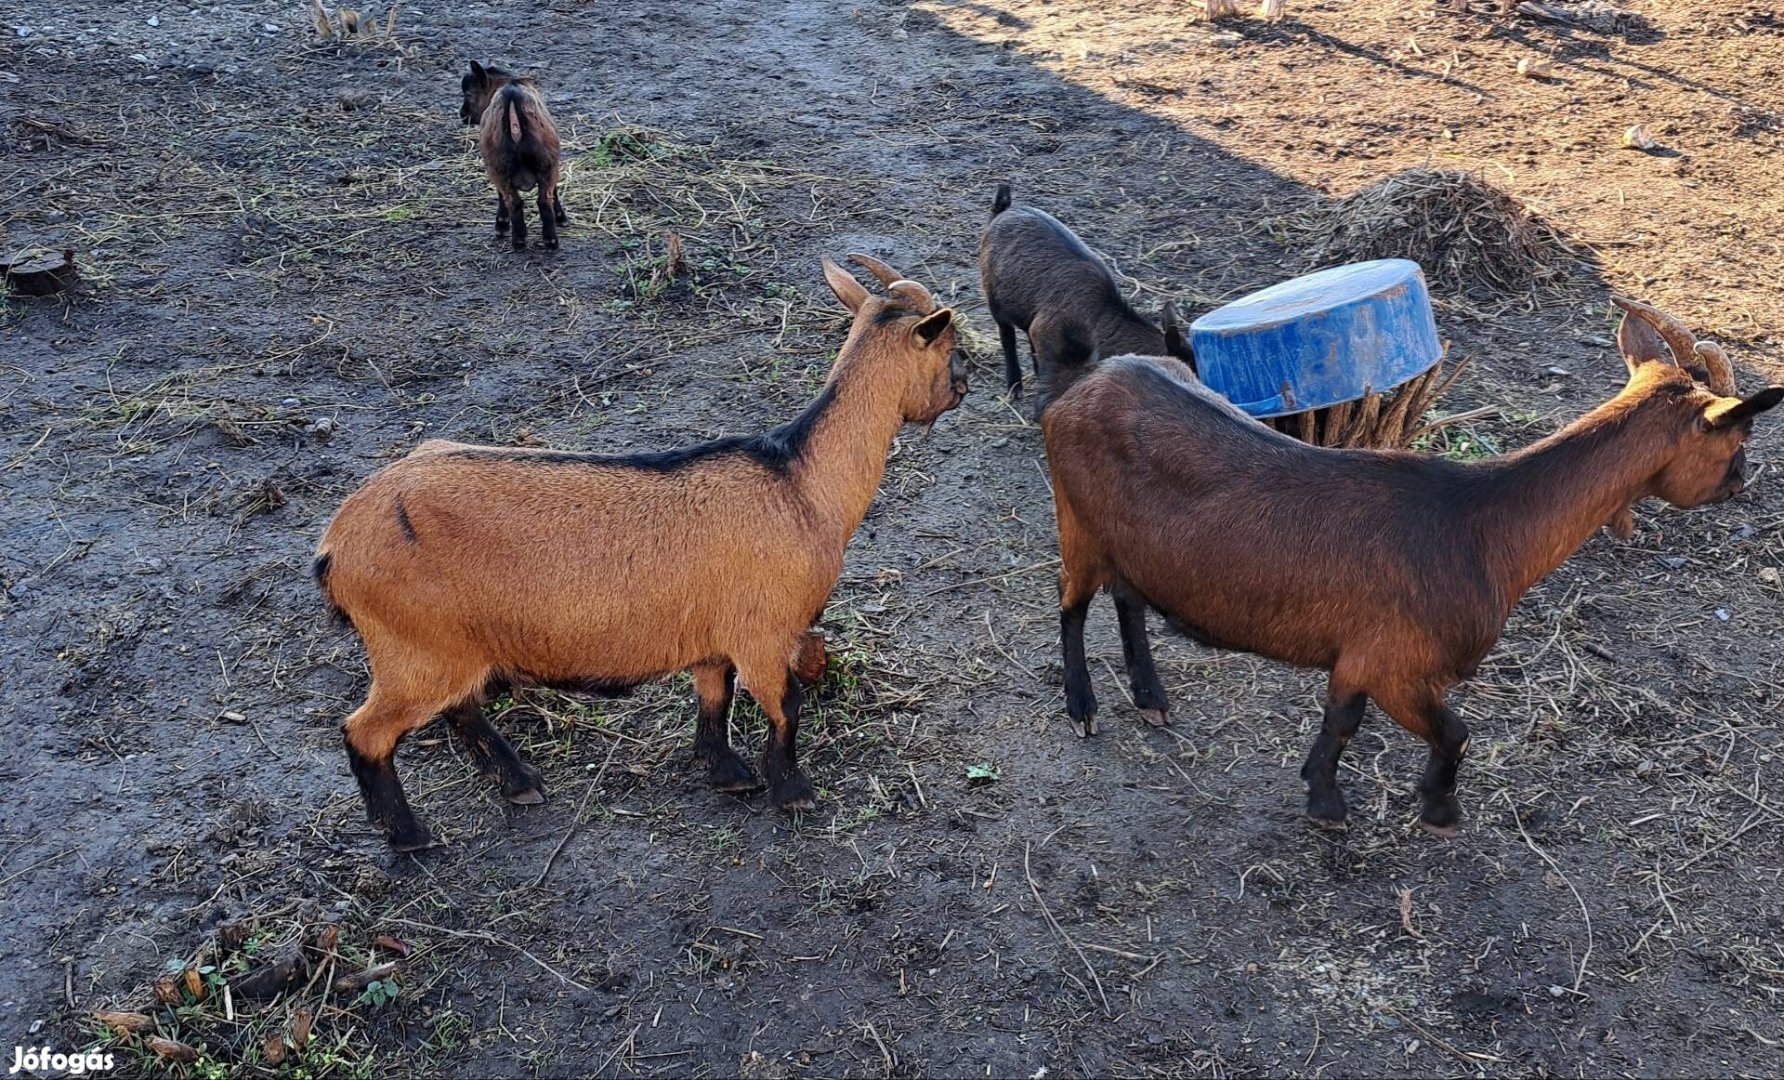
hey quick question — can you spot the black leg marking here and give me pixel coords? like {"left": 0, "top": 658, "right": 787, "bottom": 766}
{"left": 553, "top": 192, "right": 568, "bottom": 224}
{"left": 444, "top": 702, "right": 545, "bottom": 804}
{"left": 1300, "top": 686, "right": 1367, "bottom": 827}
{"left": 1112, "top": 581, "right": 1168, "bottom": 726}
{"left": 1061, "top": 596, "right": 1097, "bottom": 737}
{"left": 1416, "top": 702, "right": 1470, "bottom": 837}
{"left": 762, "top": 674, "right": 815, "bottom": 811}
{"left": 495, "top": 195, "right": 510, "bottom": 235}
{"left": 509, "top": 195, "right": 527, "bottom": 250}
{"left": 693, "top": 666, "right": 759, "bottom": 792}
{"left": 345, "top": 733, "right": 431, "bottom": 852}
{"left": 538, "top": 190, "right": 559, "bottom": 249}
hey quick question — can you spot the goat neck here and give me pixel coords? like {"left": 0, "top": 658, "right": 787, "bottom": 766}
{"left": 792, "top": 320, "right": 916, "bottom": 535}
{"left": 1471, "top": 382, "right": 1681, "bottom": 600}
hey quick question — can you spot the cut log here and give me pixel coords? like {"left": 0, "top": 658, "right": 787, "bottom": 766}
{"left": 2, "top": 247, "right": 77, "bottom": 296}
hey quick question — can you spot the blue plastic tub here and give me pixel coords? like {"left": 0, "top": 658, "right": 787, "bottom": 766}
{"left": 1188, "top": 259, "right": 1443, "bottom": 419}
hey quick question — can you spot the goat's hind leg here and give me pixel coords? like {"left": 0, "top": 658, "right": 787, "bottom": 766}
{"left": 507, "top": 193, "right": 528, "bottom": 250}
{"left": 692, "top": 661, "right": 759, "bottom": 792}
{"left": 1300, "top": 676, "right": 1367, "bottom": 828}
{"left": 996, "top": 317, "right": 1022, "bottom": 395}
{"left": 342, "top": 685, "right": 442, "bottom": 852}
{"left": 445, "top": 697, "right": 546, "bottom": 804}
{"left": 1112, "top": 579, "right": 1169, "bottom": 727}
{"left": 493, "top": 194, "right": 510, "bottom": 235}
{"left": 537, "top": 180, "right": 559, "bottom": 250}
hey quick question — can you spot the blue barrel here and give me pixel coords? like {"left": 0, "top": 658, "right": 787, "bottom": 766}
{"left": 1189, "top": 259, "right": 1442, "bottom": 418}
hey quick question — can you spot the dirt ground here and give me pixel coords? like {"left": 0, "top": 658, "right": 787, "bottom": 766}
{"left": 5, "top": 0, "right": 1784, "bottom": 1076}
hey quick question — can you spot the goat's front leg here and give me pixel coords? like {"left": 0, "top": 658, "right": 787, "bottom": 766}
{"left": 1300, "top": 677, "right": 1367, "bottom": 827}
{"left": 1414, "top": 698, "right": 1469, "bottom": 837}
{"left": 692, "top": 661, "right": 759, "bottom": 792}
{"left": 743, "top": 659, "right": 814, "bottom": 811}
{"left": 1060, "top": 594, "right": 1097, "bottom": 737}
{"left": 1375, "top": 686, "right": 1470, "bottom": 837}
{"left": 1111, "top": 580, "right": 1168, "bottom": 726}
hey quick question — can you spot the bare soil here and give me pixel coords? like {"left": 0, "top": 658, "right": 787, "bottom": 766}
{"left": 4, "top": 1, "right": 1783, "bottom": 1076}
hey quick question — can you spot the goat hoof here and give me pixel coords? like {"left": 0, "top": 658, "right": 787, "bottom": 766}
{"left": 1306, "top": 814, "right": 1348, "bottom": 832}
{"left": 500, "top": 761, "right": 547, "bottom": 803}
{"left": 1419, "top": 796, "right": 1462, "bottom": 838}
{"left": 769, "top": 772, "right": 817, "bottom": 812}
{"left": 387, "top": 820, "right": 434, "bottom": 853}
{"left": 1076, "top": 715, "right": 1098, "bottom": 738}
{"left": 707, "top": 753, "right": 763, "bottom": 793}
{"left": 1137, "top": 708, "right": 1170, "bottom": 728}
{"left": 544, "top": 238, "right": 559, "bottom": 250}
{"left": 1306, "top": 790, "right": 1348, "bottom": 826}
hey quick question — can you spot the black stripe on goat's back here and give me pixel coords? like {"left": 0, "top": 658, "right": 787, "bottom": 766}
{"left": 447, "top": 383, "right": 837, "bottom": 475}
{"left": 394, "top": 499, "right": 418, "bottom": 544}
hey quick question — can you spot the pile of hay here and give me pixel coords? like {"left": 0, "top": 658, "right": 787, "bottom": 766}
{"left": 1298, "top": 169, "right": 1571, "bottom": 298}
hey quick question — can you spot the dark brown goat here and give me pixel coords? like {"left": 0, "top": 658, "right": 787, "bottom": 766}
{"left": 979, "top": 182, "right": 1195, "bottom": 399}
{"left": 1042, "top": 298, "right": 1783, "bottom": 835}
{"left": 315, "top": 255, "right": 965, "bottom": 850}
{"left": 460, "top": 61, "right": 565, "bottom": 250}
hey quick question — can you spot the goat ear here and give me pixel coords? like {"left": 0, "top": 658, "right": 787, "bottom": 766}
{"left": 1705, "top": 386, "right": 1784, "bottom": 430}
{"left": 1615, "top": 307, "right": 1669, "bottom": 374}
{"left": 913, "top": 308, "right": 954, "bottom": 347}
{"left": 821, "top": 258, "right": 869, "bottom": 314}
{"left": 470, "top": 60, "right": 488, "bottom": 81}
{"left": 1160, "top": 300, "right": 1188, "bottom": 357}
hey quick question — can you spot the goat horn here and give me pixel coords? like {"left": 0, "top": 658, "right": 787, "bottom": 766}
{"left": 1610, "top": 296, "right": 1711, "bottom": 385}
{"left": 1692, "top": 341, "right": 1737, "bottom": 397}
{"left": 846, "top": 253, "right": 904, "bottom": 288}
{"left": 886, "top": 279, "right": 937, "bottom": 314}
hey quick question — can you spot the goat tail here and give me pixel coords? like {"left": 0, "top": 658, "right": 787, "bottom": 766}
{"left": 991, "top": 181, "right": 1012, "bottom": 217}
{"left": 313, "top": 551, "right": 353, "bottom": 629}
{"left": 1036, "top": 320, "right": 1101, "bottom": 414}
{"left": 499, "top": 86, "right": 538, "bottom": 191}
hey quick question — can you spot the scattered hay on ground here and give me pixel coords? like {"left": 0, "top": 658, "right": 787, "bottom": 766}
{"left": 1285, "top": 168, "right": 1575, "bottom": 300}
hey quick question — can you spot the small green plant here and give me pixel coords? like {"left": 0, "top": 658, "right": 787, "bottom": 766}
{"left": 1412, "top": 426, "right": 1499, "bottom": 461}
{"left": 424, "top": 1009, "right": 471, "bottom": 1055}
{"left": 965, "top": 763, "right": 1000, "bottom": 786}
{"left": 587, "top": 129, "right": 661, "bottom": 167}
{"left": 356, "top": 978, "right": 400, "bottom": 1009}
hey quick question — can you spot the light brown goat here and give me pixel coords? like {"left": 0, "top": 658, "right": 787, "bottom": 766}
{"left": 315, "top": 255, "right": 966, "bottom": 849}
{"left": 1042, "top": 298, "right": 1782, "bottom": 835}
{"left": 460, "top": 62, "right": 565, "bottom": 250}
